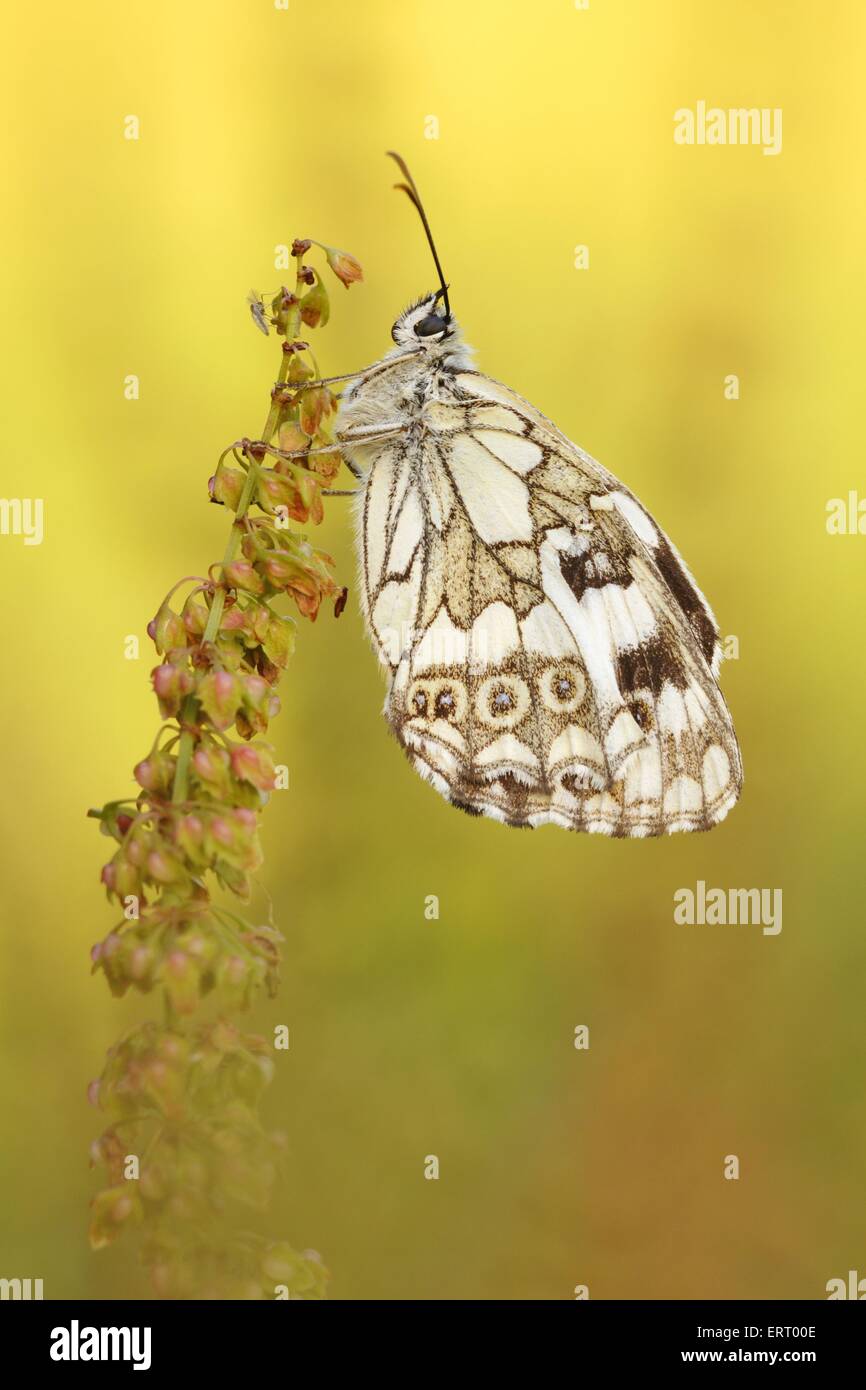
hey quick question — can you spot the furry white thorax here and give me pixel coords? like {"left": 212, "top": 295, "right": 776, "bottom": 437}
{"left": 337, "top": 294, "right": 474, "bottom": 437}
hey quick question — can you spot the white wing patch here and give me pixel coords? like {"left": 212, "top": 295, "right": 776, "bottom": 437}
{"left": 386, "top": 483, "right": 423, "bottom": 577}
{"left": 345, "top": 359, "right": 741, "bottom": 836}
{"left": 446, "top": 435, "right": 533, "bottom": 543}
{"left": 474, "top": 430, "right": 543, "bottom": 474}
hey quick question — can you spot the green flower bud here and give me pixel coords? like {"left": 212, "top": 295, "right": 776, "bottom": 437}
{"left": 152, "top": 662, "right": 195, "bottom": 719}
{"left": 146, "top": 845, "right": 187, "bottom": 885}
{"left": 262, "top": 612, "right": 295, "bottom": 669}
{"left": 174, "top": 813, "right": 207, "bottom": 867}
{"left": 230, "top": 743, "right": 276, "bottom": 791}
{"left": 299, "top": 272, "right": 330, "bottom": 329}
{"left": 258, "top": 551, "right": 304, "bottom": 588}
{"left": 164, "top": 950, "right": 199, "bottom": 1015}
{"left": 197, "top": 670, "right": 242, "bottom": 731}
{"left": 223, "top": 560, "right": 266, "bottom": 596}
{"left": 278, "top": 420, "right": 308, "bottom": 455}
{"left": 192, "top": 742, "right": 231, "bottom": 793}
{"left": 149, "top": 602, "right": 187, "bottom": 654}
{"left": 88, "top": 1185, "right": 143, "bottom": 1250}
{"left": 182, "top": 597, "right": 209, "bottom": 638}
{"left": 299, "top": 386, "right": 332, "bottom": 438}
{"left": 261, "top": 1243, "right": 302, "bottom": 1283}
{"left": 210, "top": 466, "right": 245, "bottom": 510}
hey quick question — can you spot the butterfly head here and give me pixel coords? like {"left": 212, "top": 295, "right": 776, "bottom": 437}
{"left": 390, "top": 290, "right": 455, "bottom": 351}
{"left": 386, "top": 152, "right": 464, "bottom": 357}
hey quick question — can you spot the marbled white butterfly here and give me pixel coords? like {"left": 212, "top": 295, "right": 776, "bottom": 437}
{"left": 323, "top": 154, "right": 742, "bottom": 835}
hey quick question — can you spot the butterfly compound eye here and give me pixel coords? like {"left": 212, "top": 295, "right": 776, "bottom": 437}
{"left": 414, "top": 313, "right": 447, "bottom": 337}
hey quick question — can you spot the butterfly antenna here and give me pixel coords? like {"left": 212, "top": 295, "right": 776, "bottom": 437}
{"left": 386, "top": 150, "right": 451, "bottom": 320}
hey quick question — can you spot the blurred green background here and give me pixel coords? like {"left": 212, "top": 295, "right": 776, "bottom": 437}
{"left": 1, "top": 0, "right": 865, "bottom": 1299}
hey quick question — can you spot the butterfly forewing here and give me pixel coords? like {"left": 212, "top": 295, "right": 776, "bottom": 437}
{"left": 341, "top": 347, "right": 742, "bottom": 836}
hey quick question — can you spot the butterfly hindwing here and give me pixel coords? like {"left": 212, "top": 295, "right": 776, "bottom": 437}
{"left": 351, "top": 364, "right": 742, "bottom": 836}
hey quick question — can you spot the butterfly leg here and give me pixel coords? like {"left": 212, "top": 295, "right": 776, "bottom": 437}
{"left": 242, "top": 427, "right": 402, "bottom": 484}
{"left": 281, "top": 350, "right": 423, "bottom": 395}
{"left": 335, "top": 424, "right": 411, "bottom": 482}
{"left": 273, "top": 424, "right": 409, "bottom": 484}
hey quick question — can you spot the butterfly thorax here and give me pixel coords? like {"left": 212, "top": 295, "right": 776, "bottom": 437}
{"left": 338, "top": 304, "right": 476, "bottom": 477}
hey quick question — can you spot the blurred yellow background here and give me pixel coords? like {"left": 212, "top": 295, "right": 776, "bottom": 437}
{"left": 1, "top": 0, "right": 865, "bottom": 1299}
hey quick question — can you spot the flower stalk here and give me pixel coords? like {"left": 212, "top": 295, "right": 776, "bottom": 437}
{"left": 87, "top": 238, "right": 360, "bottom": 1299}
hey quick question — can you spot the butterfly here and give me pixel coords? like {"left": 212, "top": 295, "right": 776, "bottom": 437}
{"left": 323, "top": 153, "right": 742, "bottom": 836}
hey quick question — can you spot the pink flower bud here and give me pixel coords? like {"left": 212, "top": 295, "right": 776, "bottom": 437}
{"left": 192, "top": 744, "right": 229, "bottom": 785}
{"left": 322, "top": 245, "right": 363, "bottom": 288}
{"left": 210, "top": 817, "right": 234, "bottom": 847}
{"left": 256, "top": 469, "right": 298, "bottom": 516}
{"left": 261, "top": 1243, "right": 304, "bottom": 1283}
{"left": 197, "top": 670, "right": 242, "bottom": 731}
{"left": 183, "top": 599, "right": 207, "bottom": 637}
{"left": 175, "top": 813, "right": 205, "bottom": 863}
{"left": 134, "top": 749, "right": 175, "bottom": 795}
{"left": 162, "top": 945, "right": 198, "bottom": 1023}
{"left": 220, "top": 605, "right": 248, "bottom": 634}
{"left": 112, "top": 1195, "right": 133, "bottom": 1223}
{"left": 150, "top": 603, "right": 187, "bottom": 654}
{"left": 113, "top": 858, "right": 142, "bottom": 898}
{"left": 151, "top": 662, "right": 194, "bottom": 718}
{"left": 278, "top": 421, "right": 308, "bottom": 455}
{"left": 210, "top": 467, "right": 245, "bottom": 510}
{"left": 177, "top": 813, "right": 203, "bottom": 843}
{"left": 223, "top": 560, "right": 265, "bottom": 595}
{"left": 230, "top": 744, "right": 276, "bottom": 791}
{"left": 152, "top": 666, "right": 173, "bottom": 696}
{"left": 147, "top": 848, "right": 182, "bottom": 883}
{"left": 133, "top": 759, "right": 159, "bottom": 791}
{"left": 130, "top": 946, "right": 152, "bottom": 980}
{"left": 225, "top": 956, "right": 246, "bottom": 985}
{"left": 244, "top": 674, "right": 268, "bottom": 708}
{"left": 259, "top": 552, "right": 300, "bottom": 587}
